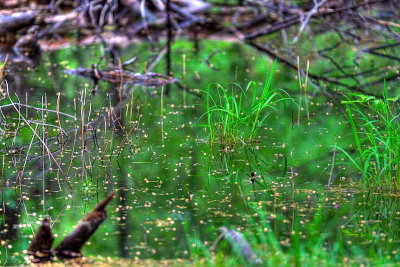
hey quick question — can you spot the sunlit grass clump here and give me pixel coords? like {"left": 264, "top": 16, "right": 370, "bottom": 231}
{"left": 199, "top": 64, "right": 288, "bottom": 146}
{"left": 339, "top": 83, "right": 400, "bottom": 190}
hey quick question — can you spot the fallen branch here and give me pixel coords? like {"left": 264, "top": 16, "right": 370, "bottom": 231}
{"left": 0, "top": 11, "right": 37, "bottom": 34}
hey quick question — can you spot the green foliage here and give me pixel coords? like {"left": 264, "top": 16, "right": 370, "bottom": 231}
{"left": 338, "top": 83, "right": 400, "bottom": 190}
{"left": 199, "top": 62, "right": 289, "bottom": 145}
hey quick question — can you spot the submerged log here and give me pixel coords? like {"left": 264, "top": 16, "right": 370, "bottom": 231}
{"left": 27, "top": 218, "right": 54, "bottom": 264}
{"left": 54, "top": 192, "right": 115, "bottom": 261}
{"left": 64, "top": 66, "right": 177, "bottom": 87}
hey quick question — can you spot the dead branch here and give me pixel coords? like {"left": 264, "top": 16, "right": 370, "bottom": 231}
{"left": 204, "top": 49, "right": 220, "bottom": 71}
{"left": 244, "top": 0, "right": 390, "bottom": 40}
{"left": 0, "top": 11, "right": 37, "bottom": 34}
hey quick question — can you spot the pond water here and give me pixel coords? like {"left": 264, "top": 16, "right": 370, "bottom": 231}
{"left": 1, "top": 39, "right": 400, "bottom": 265}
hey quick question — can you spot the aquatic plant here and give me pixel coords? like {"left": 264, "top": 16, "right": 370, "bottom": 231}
{"left": 338, "top": 83, "right": 400, "bottom": 190}
{"left": 199, "top": 62, "right": 289, "bottom": 146}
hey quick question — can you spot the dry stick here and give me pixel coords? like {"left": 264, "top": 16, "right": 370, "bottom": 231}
{"left": 0, "top": 103, "right": 77, "bottom": 120}
{"left": 55, "top": 92, "right": 62, "bottom": 190}
{"left": 66, "top": 97, "right": 79, "bottom": 178}
{"left": 5, "top": 81, "right": 72, "bottom": 191}
{"left": 25, "top": 92, "right": 28, "bottom": 118}
{"left": 18, "top": 124, "right": 40, "bottom": 237}
{"left": 182, "top": 54, "right": 187, "bottom": 107}
{"left": 41, "top": 95, "right": 46, "bottom": 213}
{"left": 117, "top": 58, "right": 125, "bottom": 110}
{"left": 327, "top": 142, "right": 337, "bottom": 188}
{"left": 20, "top": 125, "right": 40, "bottom": 191}
{"left": 363, "top": 16, "right": 400, "bottom": 29}
{"left": 204, "top": 49, "right": 221, "bottom": 71}
{"left": 10, "top": 95, "right": 23, "bottom": 165}
{"left": 140, "top": 0, "right": 150, "bottom": 35}
{"left": 292, "top": 0, "right": 327, "bottom": 46}
{"left": 50, "top": 198, "right": 70, "bottom": 228}
{"left": 245, "top": 41, "right": 381, "bottom": 98}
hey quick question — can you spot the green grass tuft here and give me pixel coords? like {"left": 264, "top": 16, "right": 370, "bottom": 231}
{"left": 198, "top": 62, "right": 290, "bottom": 146}
{"left": 338, "top": 82, "right": 400, "bottom": 190}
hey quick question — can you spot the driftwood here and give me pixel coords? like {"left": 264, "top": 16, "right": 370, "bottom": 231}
{"left": 27, "top": 218, "right": 54, "bottom": 264}
{"left": 54, "top": 192, "right": 115, "bottom": 261}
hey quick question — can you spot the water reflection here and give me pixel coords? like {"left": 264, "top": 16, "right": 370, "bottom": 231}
{"left": 0, "top": 40, "right": 399, "bottom": 265}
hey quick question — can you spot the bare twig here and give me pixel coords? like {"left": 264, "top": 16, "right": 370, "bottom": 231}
{"left": 5, "top": 81, "right": 72, "bottom": 191}
{"left": 0, "top": 103, "right": 77, "bottom": 120}
{"left": 292, "top": 0, "right": 327, "bottom": 46}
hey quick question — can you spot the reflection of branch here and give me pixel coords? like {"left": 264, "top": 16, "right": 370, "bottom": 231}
{"left": 11, "top": 118, "right": 67, "bottom": 135}
{"left": 362, "top": 50, "right": 400, "bottom": 61}
{"left": 318, "top": 49, "right": 360, "bottom": 85}
{"left": 362, "top": 42, "right": 400, "bottom": 62}
{"left": 362, "top": 42, "right": 400, "bottom": 51}
{"left": 246, "top": 41, "right": 346, "bottom": 86}
{"left": 4, "top": 81, "right": 72, "bottom": 191}
{"left": 352, "top": 72, "right": 400, "bottom": 90}
{"left": 245, "top": 41, "right": 380, "bottom": 97}
{"left": 204, "top": 49, "right": 220, "bottom": 71}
